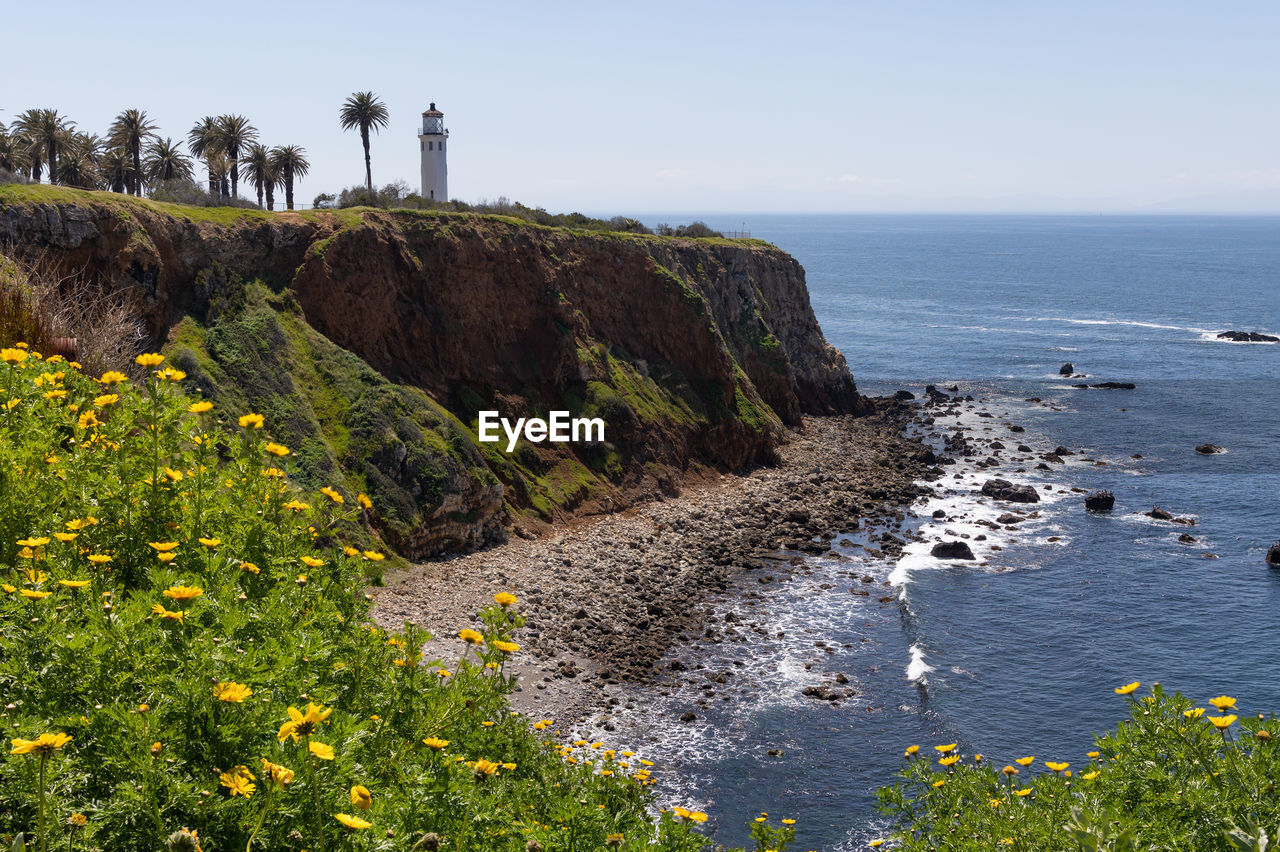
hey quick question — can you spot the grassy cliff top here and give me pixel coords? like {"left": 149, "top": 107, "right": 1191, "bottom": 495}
{"left": 0, "top": 183, "right": 775, "bottom": 247}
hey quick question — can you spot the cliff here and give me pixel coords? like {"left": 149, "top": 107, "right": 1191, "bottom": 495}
{"left": 0, "top": 184, "right": 867, "bottom": 558}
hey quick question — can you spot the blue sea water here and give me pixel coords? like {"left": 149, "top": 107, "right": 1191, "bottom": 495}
{"left": 602, "top": 215, "right": 1280, "bottom": 849}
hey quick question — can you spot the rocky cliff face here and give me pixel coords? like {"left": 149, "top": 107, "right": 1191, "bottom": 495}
{"left": 0, "top": 185, "right": 867, "bottom": 557}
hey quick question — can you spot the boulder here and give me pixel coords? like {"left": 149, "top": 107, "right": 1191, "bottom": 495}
{"left": 1074, "top": 382, "right": 1137, "bottom": 390}
{"left": 1059, "top": 363, "right": 1074, "bottom": 375}
{"left": 1268, "top": 542, "right": 1280, "bottom": 567}
{"left": 1217, "top": 330, "right": 1280, "bottom": 343}
{"left": 1084, "top": 490, "right": 1115, "bottom": 512}
{"left": 1195, "top": 444, "right": 1226, "bottom": 455}
{"left": 980, "top": 478, "right": 1041, "bottom": 503}
{"left": 1147, "top": 506, "right": 1174, "bottom": 521}
{"left": 931, "top": 540, "right": 975, "bottom": 560}
{"left": 893, "top": 390, "right": 916, "bottom": 401}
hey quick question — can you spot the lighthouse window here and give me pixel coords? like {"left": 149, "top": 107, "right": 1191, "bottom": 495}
{"left": 428, "top": 141, "right": 434, "bottom": 151}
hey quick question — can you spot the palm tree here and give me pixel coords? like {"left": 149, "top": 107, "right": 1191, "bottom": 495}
{"left": 99, "top": 148, "right": 132, "bottom": 194}
{"left": 188, "top": 117, "right": 223, "bottom": 196}
{"left": 239, "top": 143, "right": 273, "bottom": 209}
{"left": 57, "top": 133, "right": 103, "bottom": 189}
{"left": 107, "top": 109, "right": 157, "bottom": 196}
{"left": 144, "top": 137, "right": 193, "bottom": 187}
{"left": 14, "top": 109, "right": 73, "bottom": 184}
{"left": 213, "top": 114, "right": 257, "bottom": 199}
{"left": 339, "top": 91, "right": 389, "bottom": 191}
{"left": 269, "top": 145, "right": 310, "bottom": 211}
{"left": 0, "top": 124, "right": 30, "bottom": 176}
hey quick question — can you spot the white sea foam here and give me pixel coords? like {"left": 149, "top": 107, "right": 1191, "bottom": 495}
{"left": 906, "top": 644, "right": 934, "bottom": 682}
{"left": 1020, "top": 316, "right": 1211, "bottom": 333}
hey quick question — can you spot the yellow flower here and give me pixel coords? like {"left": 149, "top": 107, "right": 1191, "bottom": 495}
{"left": 93, "top": 394, "right": 119, "bottom": 406}
{"left": 54, "top": 532, "right": 77, "bottom": 542}
{"left": 939, "top": 754, "right": 959, "bottom": 767}
{"left": 199, "top": 537, "right": 220, "bottom": 548}
{"left": 58, "top": 580, "right": 91, "bottom": 589}
{"left": 0, "top": 347, "right": 28, "bottom": 363}
{"left": 494, "top": 591, "right": 518, "bottom": 607}
{"left": 238, "top": 412, "right": 264, "bottom": 429}
{"left": 278, "top": 702, "right": 333, "bottom": 742}
{"left": 156, "top": 552, "right": 177, "bottom": 563}
{"left": 343, "top": 546, "right": 361, "bottom": 557}
{"left": 350, "top": 785, "right": 373, "bottom": 810}
{"left": 220, "top": 771, "right": 255, "bottom": 797}
{"left": 98, "top": 370, "right": 127, "bottom": 385}
{"left": 283, "top": 500, "right": 310, "bottom": 511}
{"left": 931, "top": 779, "right": 946, "bottom": 788}
{"left": 19, "top": 589, "right": 52, "bottom": 600}
{"left": 934, "top": 742, "right": 957, "bottom": 753}
{"left": 2, "top": 584, "right": 16, "bottom": 594}
{"left": 1082, "top": 771, "right": 1100, "bottom": 780}
{"left": 135, "top": 353, "right": 165, "bottom": 367}
{"left": 162, "top": 585, "right": 203, "bottom": 602}
{"left": 68, "top": 813, "right": 87, "bottom": 827}
{"left": 88, "top": 553, "right": 112, "bottom": 565}
{"left": 334, "top": 813, "right": 371, "bottom": 830}
{"left": 157, "top": 366, "right": 186, "bottom": 381}
{"left": 261, "top": 758, "right": 295, "bottom": 786}
{"left": 264, "top": 442, "right": 290, "bottom": 456}
{"left": 1184, "top": 707, "right": 1205, "bottom": 718}
{"left": 309, "top": 740, "right": 335, "bottom": 760}
{"left": 1114, "top": 682, "right": 1140, "bottom": 695}
{"left": 904, "top": 744, "right": 920, "bottom": 756}
{"left": 320, "top": 486, "right": 344, "bottom": 504}
{"left": 1015, "top": 756, "right": 1035, "bottom": 766}
{"left": 1258, "top": 730, "right": 1273, "bottom": 741}
{"left": 1045, "top": 761, "right": 1069, "bottom": 772}
{"left": 870, "top": 842, "right": 884, "bottom": 849}
{"left": 1087, "top": 751, "right": 1100, "bottom": 758}
{"left": 1002, "top": 765, "right": 1018, "bottom": 776}
{"left": 188, "top": 401, "right": 213, "bottom": 414}
{"left": 300, "top": 556, "right": 325, "bottom": 568}
{"left": 492, "top": 640, "right": 520, "bottom": 654}
{"left": 77, "top": 410, "right": 100, "bottom": 429}
{"left": 481, "top": 721, "right": 495, "bottom": 727}
{"left": 1209, "top": 695, "right": 1237, "bottom": 711}
{"left": 472, "top": 758, "right": 500, "bottom": 776}
{"left": 502, "top": 762, "right": 517, "bottom": 770}
{"left": 782, "top": 818, "right": 796, "bottom": 825}
{"left": 151, "top": 604, "right": 185, "bottom": 624}
{"left": 67, "top": 517, "right": 98, "bottom": 530}
{"left": 357, "top": 493, "right": 373, "bottom": 509}
{"left": 240, "top": 561, "right": 260, "bottom": 574}
{"left": 214, "top": 682, "right": 253, "bottom": 703}
{"left": 422, "top": 737, "right": 449, "bottom": 750}
{"left": 10, "top": 732, "right": 72, "bottom": 755}
{"left": 163, "top": 467, "right": 184, "bottom": 482}
{"left": 362, "top": 550, "right": 385, "bottom": 561}
{"left": 1014, "top": 788, "right": 1031, "bottom": 797}
{"left": 1209, "top": 715, "right": 1237, "bottom": 730}
{"left": 436, "top": 669, "right": 451, "bottom": 678}
{"left": 17, "top": 536, "right": 51, "bottom": 547}
{"left": 688, "top": 812, "right": 708, "bottom": 823}
{"left": 458, "top": 628, "right": 484, "bottom": 644}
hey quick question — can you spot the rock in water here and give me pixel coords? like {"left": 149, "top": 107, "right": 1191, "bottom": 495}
{"left": 980, "top": 478, "right": 1041, "bottom": 503}
{"left": 931, "top": 540, "right": 975, "bottom": 560}
{"left": 1084, "top": 490, "right": 1115, "bottom": 512}
{"left": 1217, "top": 330, "right": 1280, "bottom": 343}
{"left": 1147, "top": 506, "right": 1174, "bottom": 521}
{"left": 1268, "top": 542, "right": 1280, "bottom": 568}
{"left": 1059, "top": 362, "right": 1074, "bottom": 375}
{"left": 1195, "top": 443, "right": 1226, "bottom": 455}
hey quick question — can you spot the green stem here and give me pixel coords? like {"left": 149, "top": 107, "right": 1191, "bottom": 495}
{"left": 245, "top": 782, "right": 275, "bottom": 852}
{"left": 38, "top": 752, "right": 48, "bottom": 852}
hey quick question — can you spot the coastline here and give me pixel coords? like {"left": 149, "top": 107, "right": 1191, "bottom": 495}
{"left": 370, "top": 407, "right": 933, "bottom": 727}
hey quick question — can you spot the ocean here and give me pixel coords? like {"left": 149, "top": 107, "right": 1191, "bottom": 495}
{"left": 604, "top": 214, "right": 1280, "bottom": 849}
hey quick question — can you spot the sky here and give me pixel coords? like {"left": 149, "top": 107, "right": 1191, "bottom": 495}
{"left": 4, "top": 1, "right": 1279, "bottom": 213}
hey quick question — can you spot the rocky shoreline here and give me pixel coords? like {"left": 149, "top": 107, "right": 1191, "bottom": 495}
{"left": 370, "top": 407, "right": 934, "bottom": 725}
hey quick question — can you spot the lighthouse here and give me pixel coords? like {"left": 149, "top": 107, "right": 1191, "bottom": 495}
{"left": 418, "top": 102, "right": 448, "bottom": 202}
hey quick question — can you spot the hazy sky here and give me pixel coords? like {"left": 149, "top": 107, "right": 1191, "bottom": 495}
{"left": 5, "top": 1, "right": 1279, "bottom": 213}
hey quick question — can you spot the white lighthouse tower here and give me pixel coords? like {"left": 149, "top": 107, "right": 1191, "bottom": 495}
{"left": 418, "top": 102, "right": 448, "bottom": 202}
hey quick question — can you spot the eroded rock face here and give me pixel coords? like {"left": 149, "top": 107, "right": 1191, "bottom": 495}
{"left": 0, "top": 191, "right": 868, "bottom": 557}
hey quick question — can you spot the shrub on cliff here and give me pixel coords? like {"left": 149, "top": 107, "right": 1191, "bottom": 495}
{"left": 875, "top": 684, "right": 1280, "bottom": 850}
{"left": 0, "top": 344, "right": 716, "bottom": 851}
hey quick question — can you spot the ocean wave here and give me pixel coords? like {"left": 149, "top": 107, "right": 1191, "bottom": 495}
{"left": 906, "top": 644, "right": 934, "bottom": 682}
{"left": 1019, "top": 316, "right": 1212, "bottom": 332}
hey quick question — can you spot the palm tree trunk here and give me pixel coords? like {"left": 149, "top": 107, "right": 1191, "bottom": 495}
{"left": 230, "top": 161, "right": 239, "bottom": 198}
{"left": 256, "top": 183, "right": 264, "bottom": 209}
{"left": 362, "top": 126, "right": 372, "bottom": 191}
{"left": 207, "top": 158, "right": 218, "bottom": 196}
{"left": 265, "top": 182, "right": 275, "bottom": 212}
{"left": 285, "top": 168, "right": 295, "bottom": 210}
{"left": 46, "top": 140, "right": 57, "bottom": 185}
{"left": 132, "top": 145, "right": 142, "bottom": 196}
